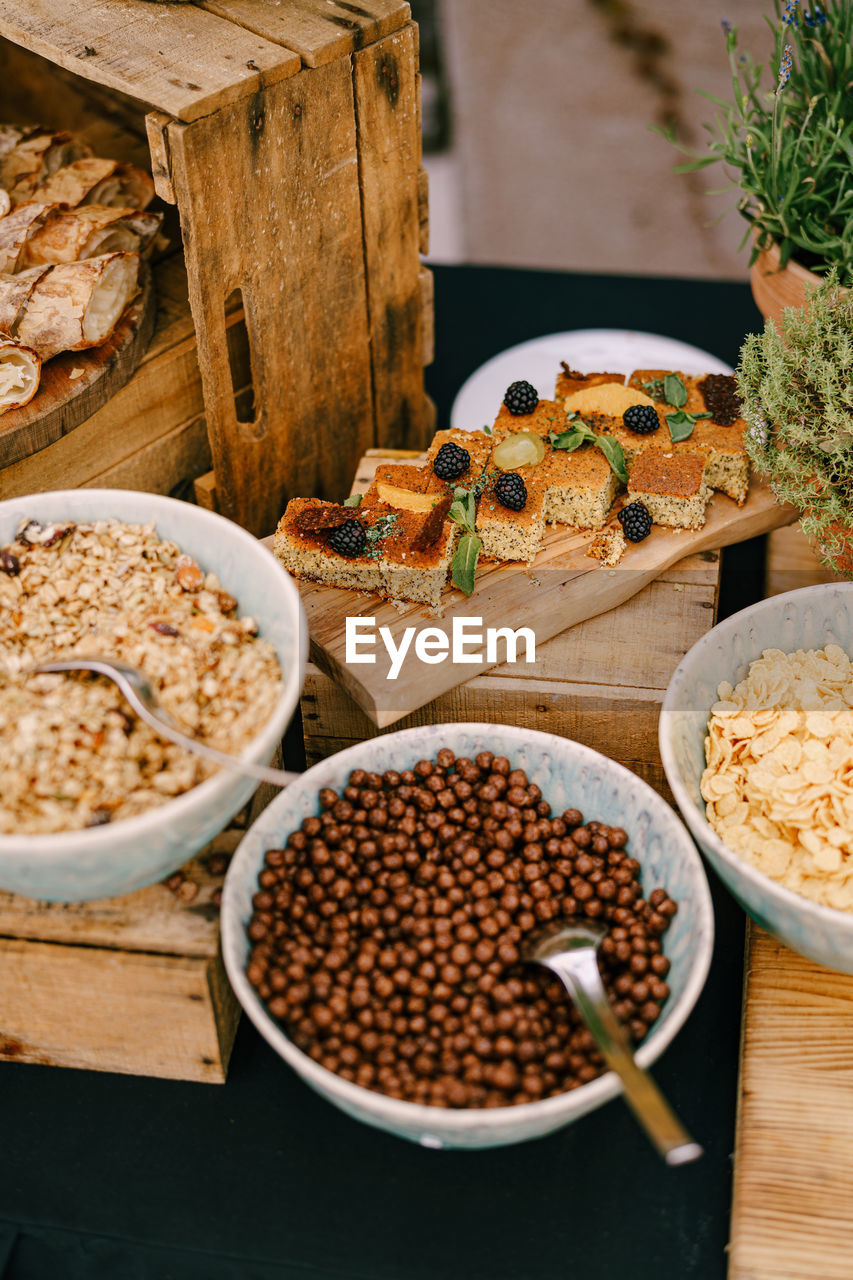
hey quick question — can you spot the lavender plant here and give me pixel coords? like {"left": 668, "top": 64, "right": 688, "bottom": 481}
{"left": 737, "top": 271, "right": 853, "bottom": 571}
{"left": 663, "top": 1, "right": 853, "bottom": 282}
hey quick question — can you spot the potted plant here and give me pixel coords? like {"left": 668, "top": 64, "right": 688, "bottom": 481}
{"left": 737, "top": 271, "right": 853, "bottom": 575}
{"left": 664, "top": 2, "right": 853, "bottom": 321}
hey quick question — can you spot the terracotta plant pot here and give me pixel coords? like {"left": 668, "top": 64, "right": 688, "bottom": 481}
{"left": 749, "top": 238, "right": 825, "bottom": 326}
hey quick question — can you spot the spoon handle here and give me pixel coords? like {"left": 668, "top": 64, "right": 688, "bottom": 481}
{"left": 129, "top": 701, "right": 302, "bottom": 788}
{"left": 31, "top": 659, "right": 301, "bottom": 789}
{"left": 545, "top": 950, "right": 702, "bottom": 1166}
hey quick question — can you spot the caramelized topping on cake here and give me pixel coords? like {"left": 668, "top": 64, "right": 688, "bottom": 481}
{"left": 292, "top": 503, "right": 356, "bottom": 532}
{"left": 411, "top": 493, "right": 453, "bottom": 551}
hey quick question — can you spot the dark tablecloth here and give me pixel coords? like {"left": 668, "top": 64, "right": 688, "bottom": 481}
{"left": 0, "top": 264, "right": 768, "bottom": 1280}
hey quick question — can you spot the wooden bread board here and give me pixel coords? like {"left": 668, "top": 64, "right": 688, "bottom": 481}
{"left": 728, "top": 524, "right": 853, "bottom": 1279}
{"left": 286, "top": 449, "right": 799, "bottom": 728}
{"left": 0, "top": 264, "right": 156, "bottom": 468}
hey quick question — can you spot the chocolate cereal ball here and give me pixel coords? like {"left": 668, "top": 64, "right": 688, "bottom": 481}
{"left": 245, "top": 751, "right": 676, "bottom": 1109}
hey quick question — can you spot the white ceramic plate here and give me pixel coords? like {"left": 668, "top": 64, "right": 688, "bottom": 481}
{"left": 450, "top": 328, "right": 734, "bottom": 432}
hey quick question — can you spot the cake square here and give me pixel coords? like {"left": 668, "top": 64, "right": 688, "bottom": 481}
{"left": 490, "top": 398, "right": 570, "bottom": 442}
{"left": 476, "top": 469, "right": 548, "bottom": 564}
{"left": 423, "top": 428, "right": 493, "bottom": 489}
{"left": 273, "top": 495, "right": 457, "bottom": 606}
{"left": 626, "top": 450, "right": 711, "bottom": 529}
{"left": 626, "top": 369, "right": 750, "bottom": 505}
{"left": 543, "top": 444, "right": 621, "bottom": 529}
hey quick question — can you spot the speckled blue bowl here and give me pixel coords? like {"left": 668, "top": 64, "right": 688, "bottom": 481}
{"left": 222, "top": 724, "right": 713, "bottom": 1149}
{"left": 0, "top": 489, "right": 307, "bottom": 902}
{"left": 661, "top": 583, "right": 853, "bottom": 974}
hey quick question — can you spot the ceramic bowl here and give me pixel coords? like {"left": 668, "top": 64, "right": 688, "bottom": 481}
{"left": 660, "top": 582, "right": 853, "bottom": 973}
{"left": 222, "top": 724, "right": 713, "bottom": 1149}
{"left": 0, "top": 489, "right": 307, "bottom": 902}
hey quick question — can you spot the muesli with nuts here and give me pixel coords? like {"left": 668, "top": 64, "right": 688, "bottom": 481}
{"left": 0, "top": 516, "right": 282, "bottom": 835}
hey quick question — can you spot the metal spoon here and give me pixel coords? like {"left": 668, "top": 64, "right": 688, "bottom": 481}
{"left": 525, "top": 919, "right": 702, "bottom": 1165}
{"left": 28, "top": 657, "right": 300, "bottom": 789}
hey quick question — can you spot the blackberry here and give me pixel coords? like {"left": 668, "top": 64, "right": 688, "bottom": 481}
{"left": 698, "top": 373, "right": 741, "bottom": 425}
{"left": 494, "top": 471, "right": 527, "bottom": 511}
{"left": 622, "top": 404, "right": 660, "bottom": 435}
{"left": 433, "top": 440, "right": 471, "bottom": 481}
{"left": 327, "top": 519, "right": 367, "bottom": 558}
{"left": 503, "top": 380, "right": 539, "bottom": 416}
{"left": 617, "top": 501, "right": 652, "bottom": 542}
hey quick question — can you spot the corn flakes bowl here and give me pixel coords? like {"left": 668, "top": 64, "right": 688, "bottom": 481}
{"left": 660, "top": 583, "right": 853, "bottom": 974}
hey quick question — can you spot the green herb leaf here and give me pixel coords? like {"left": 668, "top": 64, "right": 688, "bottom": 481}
{"left": 343, "top": 493, "right": 363, "bottom": 507}
{"left": 448, "top": 489, "right": 477, "bottom": 535}
{"left": 451, "top": 532, "right": 482, "bottom": 597}
{"left": 666, "top": 409, "right": 713, "bottom": 443}
{"left": 549, "top": 427, "right": 588, "bottom": 452}
{"left": 594, "top": 435, "right": 629, "bottom": 484}
{"left": 664, "top": 373, "right": 688, "bottom": 408}
{"left": 483, "top": 423, "right": 492, "bottom": 436}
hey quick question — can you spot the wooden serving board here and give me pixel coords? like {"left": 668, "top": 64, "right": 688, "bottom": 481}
{"left": 0, "top": 263, "right": 156, "bottom": 468}
{"left": 728, "top": 524, "right": 853, "bottom": 1279}
{"left": 289, "top": 449, "right": 799, "bottom": 728}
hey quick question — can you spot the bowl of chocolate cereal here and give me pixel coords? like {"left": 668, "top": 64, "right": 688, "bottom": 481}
{"left": 661, "top": 582, "right": 853, "bottom": 973}
{"left": 222, "top": 724, "right": 713, "bottom": 1148}
{"left": 0, "top": 489, "right": 307, "bottom": 901}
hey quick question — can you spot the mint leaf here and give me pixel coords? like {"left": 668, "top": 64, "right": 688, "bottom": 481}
{"left": 451, "top": 532, "right": 482, "bottom": 596}
{"left": 666, "top": 409, "right": 712, "bottom": 443}
{"left": 595, "top": 435, "right": 628, "bottom": 485}
{"left": 343, "top": 493, "right": 363, "bottom": 507}
{"left": 664, "top": 374, "right": 688, "bottom": 408}
{"left": 483, "top": 423, "right": 492, "bottom": 435}
{"left": 550, "top": 427, "right": 589, "bottom": 451}
{"left": 449, "top": 488, "right": 477, "bottom": 535}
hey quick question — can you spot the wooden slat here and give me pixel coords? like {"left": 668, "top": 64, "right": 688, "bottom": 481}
{"left": 417, "top": 164, "right": 430, "bottom": 255}
{"left": 765, "top": 521, "right": 841, "bottom": 597}
{"left": 354, "top": 22, "right": 430, "bottom": 451}
{"left": 729, "top": 927, "right": 853, "bottom": 1280}
{"left": 0, "top": 0, "right": 300, "bottom": 122}
{"left": 166, "top": 59, "right": 374, "bottom": 535}
{"left": 0, "top": 850, "right": 226, "bottom": 956}
{"left": 197, "top": 0, "right": 411, "bottom": 68}
{"left": 87, "top": 409, "right": 212, "bottom": 495}
{"left": 728, "top": 529, "right": 853, "bottom": 1277}
{"left": 0, "top": 37, "right": 152, "bottom": 165}
{"left": 0, "top": 939, "right": 232, "bottom": 1081}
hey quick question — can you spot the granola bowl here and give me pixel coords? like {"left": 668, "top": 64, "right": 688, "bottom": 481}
{"left": 660, "top": 583, "right": 853, "bottom": 973}
{"left": 222, "top": 724, "right": 713, "bottom": 1149}
{"left": 0, "top": 489, "right": 307, "bottom": 902}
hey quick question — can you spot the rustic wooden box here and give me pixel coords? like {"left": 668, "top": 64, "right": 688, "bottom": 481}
{"left": 0, "top": 831, "right": 241, "bottom": 1082}
{"left": 0, "top": 1, "right": 433, "bottom": 534}
{"left": 0, "top": 768, "right": 286, "bottom": 1083}
{"left": 302, "top": 549, "right": 721, "bottom": 804}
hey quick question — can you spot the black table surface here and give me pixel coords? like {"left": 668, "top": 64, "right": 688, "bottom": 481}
{"left": 0, "top": 265, "right": 768, "bottom": 1280}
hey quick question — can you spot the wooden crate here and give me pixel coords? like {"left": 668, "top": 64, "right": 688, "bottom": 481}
{"left": 0, "top": 1, "right": 433, "bottom": 534}
{"left": 0, "top": 768, "right": 284, "bottom": 1083}
{"left": 302, "top": 549, "right": 721, "bottom": 804}
{"left": 0, "top": 832, "right": 240, "bottom": 1083}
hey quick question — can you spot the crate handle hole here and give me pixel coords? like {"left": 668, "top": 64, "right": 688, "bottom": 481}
{"left": 225, "top": 287, "right": 256, "bottom": 427}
